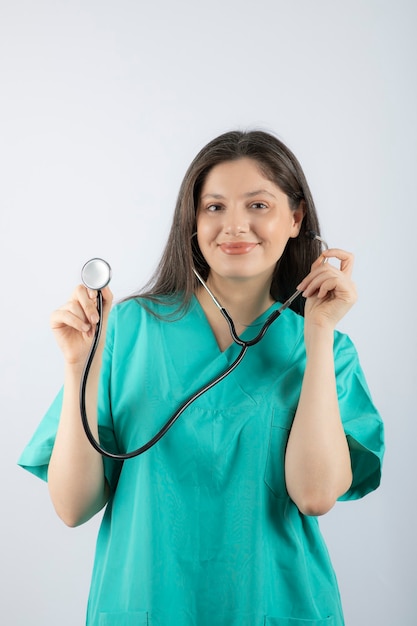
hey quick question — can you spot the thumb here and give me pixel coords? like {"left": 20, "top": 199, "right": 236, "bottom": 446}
{"left": 101, "top": 286, "right": 114, "bottom": 313}
{"left": 99, "top": 287, "right": 114, "bottom": 332}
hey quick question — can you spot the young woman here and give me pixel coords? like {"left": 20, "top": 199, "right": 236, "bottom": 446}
{"left": 19, "top": 130, "right": 384, "bottom": 626}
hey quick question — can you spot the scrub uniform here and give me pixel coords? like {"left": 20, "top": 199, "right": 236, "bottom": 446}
{"left": 18, "top": 296, "right": 384, "bottom": 626}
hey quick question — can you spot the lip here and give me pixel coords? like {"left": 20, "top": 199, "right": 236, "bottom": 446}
{"left": 219, "top": 242, "right": 258, "bottom": 255}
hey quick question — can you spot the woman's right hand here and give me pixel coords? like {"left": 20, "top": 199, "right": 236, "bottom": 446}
{"left": 50, "top": 285, "right": 113, "bottom": 367}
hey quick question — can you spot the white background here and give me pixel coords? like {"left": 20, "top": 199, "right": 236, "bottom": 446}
{"left": 1, "top": 1, "right": 416, "bottom": 624}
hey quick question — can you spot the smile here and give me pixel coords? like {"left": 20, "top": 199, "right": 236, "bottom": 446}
{"left": 219, "top": 242, "right": 258, "bottom": 255}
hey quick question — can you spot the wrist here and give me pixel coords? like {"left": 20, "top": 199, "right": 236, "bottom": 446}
{"left": 303, "top": 322, "right": 335, "bottom": 353}
{"left": 65, "top": 361, "right": 85, "bottom": 380}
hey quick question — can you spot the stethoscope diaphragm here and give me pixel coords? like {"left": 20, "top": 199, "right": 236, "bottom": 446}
{"left": 81, "top": 258, "right": 112, "bottom": 291}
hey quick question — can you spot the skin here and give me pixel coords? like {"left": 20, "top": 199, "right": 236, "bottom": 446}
{"left": 197, "top": 159, "right": 354, "bottom": 515}
{"left": 48, "top": 286, "right": 113, "bottom": 526}
{"left": 196, "top": 158, "right": 304, "bottom": 350}
{"left": 48, "top": 157, "right": 355, "bottom": 526}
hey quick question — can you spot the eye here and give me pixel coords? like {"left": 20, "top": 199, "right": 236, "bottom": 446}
{"left": 205, "top": 204, "right": 223, "bottom": 212}
{"left": 250, "top": 202, "right": 268, "bottom": 210}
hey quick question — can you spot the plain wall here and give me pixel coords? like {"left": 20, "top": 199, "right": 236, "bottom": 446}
{"left": 1, "top": 1, "right": 416, "bottom": 624}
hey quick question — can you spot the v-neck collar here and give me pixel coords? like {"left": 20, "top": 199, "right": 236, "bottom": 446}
{"left": 190, "top": 294, "right": 282, "bottom": 355}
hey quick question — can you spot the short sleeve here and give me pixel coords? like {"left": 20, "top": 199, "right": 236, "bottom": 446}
{"left": 17, "top": 309, "right": 122, "bottom": 493}
{"left": 334, "top": 333, "right": 385, "bottom": 501}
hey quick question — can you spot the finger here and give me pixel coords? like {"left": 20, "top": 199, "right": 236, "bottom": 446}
{"left": 297, "top": 263, "right": 339, "bottom": 293}
{"left": 300, "top": 268, "right": 354, "bottom": 300}
{"left": 316, "top": 276, "right": 340, "bottom": 299}
{"left": 84, "top": 285, "right": 113, "bottom": 316}
{"left": 72, "top": 285, "right": 100, "bottom": 325}
{"left": 320, "top": 248, "right": 354, "bottom": 276}
{"left": 316, "top": 277, "right": 357, "bottom": 303}
{"left": 50, "top": 308, "right": 92, "bottom": 333}
{"left": 299, "top": 249, "right": 354, "bottom": 292}
{"left": 300, "top": 274, "right": 336, "bottom": 299}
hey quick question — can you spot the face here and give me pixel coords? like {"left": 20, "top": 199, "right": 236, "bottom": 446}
{"left": 196, "top": 158, "right": 304, "bottom": 287}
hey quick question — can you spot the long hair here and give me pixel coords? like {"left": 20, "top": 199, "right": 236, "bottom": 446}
{"left": 137, "top": 130, "right": 321, "bottom": 316}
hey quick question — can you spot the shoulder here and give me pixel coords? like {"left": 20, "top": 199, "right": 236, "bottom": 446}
{"left": 106, "top": 294, "right": 193, "bottom": 341}
{"left": 279, "top": 307, "right": 360, "bottom": 367}
{"left": 273, "top": 306, "right": 305, "bottom": 352}
{"left": 333, "top": 328, "right": 359, "bottom": 358}
{"left": 283, "top": 305, "right": 358, "bottom": 350}
{"left": 110, "top": 294, "right": 184, "bottom": 322}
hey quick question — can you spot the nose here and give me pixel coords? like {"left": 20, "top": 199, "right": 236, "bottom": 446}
{"left": 223, "top": 207, "right": 249, "bottom": 236}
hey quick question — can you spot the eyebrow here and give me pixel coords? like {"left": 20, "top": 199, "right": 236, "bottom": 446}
{"left": 200, "top": 189, "right": 277, "bottom": 200}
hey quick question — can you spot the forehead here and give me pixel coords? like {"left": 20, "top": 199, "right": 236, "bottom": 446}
{"left": 200, "top": 157, "right": 284, "bottom": 199}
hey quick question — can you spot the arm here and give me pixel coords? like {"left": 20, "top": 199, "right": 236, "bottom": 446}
{"left": 284, "top": 249, "right": 356, "bottom": 516}
{"left": 48, "top": 285, "right": 113, "bottom": 527}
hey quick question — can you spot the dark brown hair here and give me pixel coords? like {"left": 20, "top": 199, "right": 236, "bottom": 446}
{"left": 138, "top": 130, "right": 321, "bottom": 316}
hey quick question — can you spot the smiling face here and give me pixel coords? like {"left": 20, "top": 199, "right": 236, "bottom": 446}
{"left": 196, "top": 158, "right": 304, "bottom": 288}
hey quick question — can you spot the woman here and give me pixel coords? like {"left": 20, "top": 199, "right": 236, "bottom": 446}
{"left": 19, "top": 130, "right": 384, "bottom": 625}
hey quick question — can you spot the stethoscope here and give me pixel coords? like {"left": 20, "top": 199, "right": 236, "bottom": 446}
{"left": 80, "top": 231, "right": 328, "bottom": 460}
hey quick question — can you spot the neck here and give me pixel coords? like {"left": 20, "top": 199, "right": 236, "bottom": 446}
{"left": 196, "top": 272, "right": 275, "bottom": 328}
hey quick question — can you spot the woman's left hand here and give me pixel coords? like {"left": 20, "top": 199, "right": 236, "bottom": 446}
{"left": 297, "top": 248, "right": 357, "bottom": 329}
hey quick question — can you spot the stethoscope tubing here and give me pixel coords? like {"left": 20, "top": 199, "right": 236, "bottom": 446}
{"left": 80, "top": 291, "right": 249, "bottom": 460}
{"left": 79, "top": 231, "right": 328, "bottom": 460}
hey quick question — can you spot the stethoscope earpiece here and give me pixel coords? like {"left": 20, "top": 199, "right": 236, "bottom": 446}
{"left": 306, "top": 230, "right": 329, "bottom": 251}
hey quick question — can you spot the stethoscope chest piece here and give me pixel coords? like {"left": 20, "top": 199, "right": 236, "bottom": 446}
{"left": 81, "top": 258, "right": 112, "bottom": 290}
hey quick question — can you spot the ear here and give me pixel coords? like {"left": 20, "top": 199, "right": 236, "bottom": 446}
{"left": 289, "top": 201, "right": 305, "bottom": 238}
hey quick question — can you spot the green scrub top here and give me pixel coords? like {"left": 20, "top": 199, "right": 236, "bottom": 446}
{"left": 18, "top": 296, "right": 384, "bottom": 626}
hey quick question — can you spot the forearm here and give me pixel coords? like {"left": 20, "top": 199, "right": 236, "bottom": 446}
{"left": 285, "top": 325, "right": 352, "bottom": 516}
{"left": 48, "top": 360, "right": 109, "bottom": 527}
